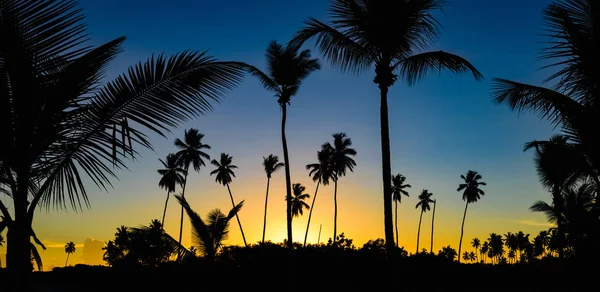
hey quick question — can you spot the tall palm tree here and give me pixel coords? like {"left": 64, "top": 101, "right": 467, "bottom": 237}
{"left": 415, "top": 190, "right": 434, "bottom": 253}
{"left": 175, "top": 194, "right": 243, "bottom": 261}
{"left": 480, "top": 241, "right": 489, "bottom": 264}
{"left": 491, "top": 0, "right": 600, "bottom": 179}
{"left": 64, "top": 241, "right": 76, "bottom": 266}
{"left": 488, "top": 233, "right": 505, "bottom": 264}
{"left": 291, "top": 0, "right": 483, "bottom": 248}
{"left": 261, "top": 154, "right": 284, "bottom": 244}
{"left": 430, "top": 199, "right": 437, "bottom": 253}
{"left": 457, "top": 170, "right": 487, "bottom": 262}
{"left": 0, "top": 0, "right": 244, "bottom": 274}
{"left": 174, "top": 129, "right": 211, "bottom": 246}
{"left": 304, "top": 147, "right": 336, "bottom": 246}
{"left": 391, "top": 174, "right": 411, "bottom": 246}
{"left": 290, "top": 183, "right": 311, "bottom": 218}
{"left": 210, "top": 153, "right": 247, "bottom": 246}
{"left": 324, "top": 133, "right": 357, "bottom": 245}
{"left": 157, "top": 154, "right": 186, "bottom": 227}
{"left": 246, "top": 41, "right": 320, "bottom": 248}
{"left": 471, "top": 238, "right": 481, "bottom": 261}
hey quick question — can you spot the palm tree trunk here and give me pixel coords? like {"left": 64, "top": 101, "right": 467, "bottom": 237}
{"left": 379, "top": 85, "right": 394, "bottom": 248}
{"left": 458, "top": 201, "right": 469, "bottom": 263}
{"left": 394, "top": 200, "right": 398, "bottom": 247}
{"left": 226, "top": 183, "right": 247, "bottom": 246}
{"left": 178, "top": 170, "right": 189, "bottom": 245}
{"left": 552, "top": 187, "right": 565, "bottom": 260}
{"left": 430, "top": 200, "right": 436, "bottom": 253}
{"left": 303, "top": 179, "right": 321, "bottom": 247}
{"left": 262, "top": 177, "right": 271, "bottom": 244}
{"left": 6, "top": 175, "right": 33, "bottom": 274}
{"left": 416, "top": 210, "right": 423, "bottom": 253}
{"left": 280, "top": 103, "right": 293, "bottom": 249}
{"left": 161, "top": 191, "right": 171, "bottom": 228}
{"left": 333, "top": 179, "right": 338, "bottom": 246}
{"left": 65, "top": 253, "right": 70, "bottom": 266}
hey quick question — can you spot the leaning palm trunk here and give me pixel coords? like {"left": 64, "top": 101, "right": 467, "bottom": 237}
{"left": 333, "top": 180, "right": 339, "bottom": 245}
{"left": 430, "top": 200, "right": 436, "bottom": 253}
{"left": 226, "top": 184, "right": 247, "bottom": 246}
{"left": 416, "top": 210, "right": 424, "bottom": 253}
{"left": 379, "top": 85, "right": 395, "bottom": 248}
{"left": 65, "top": 254, "right": 70, "bottom": 266}
{"left": 161, "top": 191, "right": 171, "bottom": 227}
{"left": 394, "top": 200, "right": 399, "bottom": 247}
{"left": 178, "top": 170, "right": 190, "bottom": 245}
{"left": 458, "top": 201, "right": 469, "bottom": 262}
{"left": 281, "top": 104, "right": 293, "bottom": 248}
{"left": 304, "top": 179, "right": 321, "bottom": 246}
{"left": 262, "top": 177, "right": 271, "bottom": 244}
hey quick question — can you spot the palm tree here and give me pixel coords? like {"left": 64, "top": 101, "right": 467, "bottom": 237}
{"left": 174, "top": 129, "right": 211, "bottom": 246}
{"left": 504, "top": 232, "right": 518, "bottom": 261}
{"left": 391, "top": 174, "right": 411, "bottom": 246}
{"left": 507, "top": 250, "right": 516, "bottom": 264}
{"left": 457, "top": 170, "right": 487, "bottom": 262}
{"left": 0, "top": 0, "right": 245, "bottom": 273}
{"left": 468, "top": 251, "right": 477, "bottom": 263}
{"left": 430, "top": 199, "right": 437, "bottom": 253}
{"left": 157, "top": 154, "right": 186, "bottom": 227}
{"left": 290, "top": 183, "right": 311, "bottom": 218}
{"left": 488, "top": 233, "right": 505, "bottom": 264}
{"left": 246, "top": 41, "right": 320, "bottom": 248}
{"left": 462, "top": 251, "right": 470, "bottom": 263}
{"left": 175, "top": 194, "right": 243, "bottom": 261}
{"left": 471, "top": 238, "right": 481, "bottom": 261}
{"left": 304, "top": 147, "right": 336, "bottom": 246}
{"left": 324, "top": 133, "right": 357, "bottom": 245}
{"left": 480, "top": 241, "right": 489, "bottom": 264}
{"left": 291, "top": 0, "right": 483, "bottom": 248}
{"left": 210, "top": 153, "right": 247, "bottom": 246}
{"left": 415, "top": 190, "right": 434, "bottom": 253}
{"left": 64, "top": 242, "right": 76, "bottom": 266}
{"left": 261, "top": 154, "right": 285, "bottom": 244}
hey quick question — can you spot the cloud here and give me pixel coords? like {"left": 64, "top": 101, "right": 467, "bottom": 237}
{"left": 513, "top": 220, "right": 553, "bottom": 227}
{"left": 42, "top": 242, "right": 84, "bottom": 249}
{"left": 81, "top": 238, "right": 105, "bottom": 265}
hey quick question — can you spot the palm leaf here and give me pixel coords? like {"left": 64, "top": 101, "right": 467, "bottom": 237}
{"left": 397, "top": 51, "right": 483, "bottom": 86}
{"left": 174, "top": 194, "right": 213, "bottom": 257}
{"left": 30, "top": 242, "right": 43, "bottom": 271}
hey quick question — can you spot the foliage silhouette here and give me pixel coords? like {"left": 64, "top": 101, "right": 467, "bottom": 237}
{"left": 174, "top": 129, "right": 211, "bottom": 246}
{"left": 304, "top": 147, "right": 336, "bottom": 246}
{"left": 289, "top": 183, "right": 310, "bottom": 218}
{"left": 157, "top": 153, "right": 186, "bottom": 227}
{"left": 210, "top": 153, "right": 247, "bottom": 246}
{"left": 415, "top": 190, "right": 434, "bottom": 253}
{"left": 64, "top": 242, "right": 76, "bottom": 266}
{"left": 457, "top": 170, "right": 487, "bottom": 262}
{"left": 0, "top": 0, "right": 245, "bottom": 275}
{"left": 391, "top": 174, "right": 411, "bottom": 247}
{"left": 291, "top": 0, "right": 483, "bottom": 248}
{"left": 246, "top": 41, "right": 320, "bottom": 248}
{"left": 262, "top": 154, "right": 284, "bottom": 244}
{"left": 175, "top": 194, "right": 243, "bottom": 261}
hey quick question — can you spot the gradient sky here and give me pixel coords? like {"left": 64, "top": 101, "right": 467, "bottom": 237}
{"left": 0, "top": 0, "right": 559, "bottom": 269}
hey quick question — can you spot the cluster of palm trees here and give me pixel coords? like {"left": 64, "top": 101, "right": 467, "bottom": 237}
{"left": 469, "top": 229, "right": 561, "bottom": 264}
{"left": 491, "top": 0, "right": 600, "bottom": 259}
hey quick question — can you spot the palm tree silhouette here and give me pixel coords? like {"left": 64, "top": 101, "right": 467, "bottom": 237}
{"left": 487, "top": 233, "right": 505, "bottom": 264}
{"left": 523, "top": 135, "right": 583, "bottom": 258}
{"left": 210, "top": 153, "right": 247, "bottom": 246}
{"left": 174, "top": 129, "right": 211, "bottom": 246}
{"left": 391, "top": 174, "right": 411, "bottom": 246}
{"left": 261, "top": 154, "right": 285, "bottom": 244}
{"left": 157, "top": 154, "right": 186, "bottom": 227}
{"left": 457, "top": 170, "right": 487, "bottom": 262}
{"left": 471, "top": 238, "right": 481, "bottom": 262}
{"left": 430, "top": 199, "right": 437, "bottom": 253}
{"left": 480, "top": 241, "right": 489, "bottom": 264}
{"left": 491, "top": 0, "right": 600, "bottom": 178}
{"left": 290, "top": 183, "right": 311, "bottom": 218}
{"left": 415, "top": 190, "right": 434, "bottom": 253}
{"left": 468, "top": 251, "right": 477, "bottom": 263}
{"left": 291, "top": 0, "right": 483, "bottom": 248}
{"left": 64, "top": 241, "right": 76, "bottom": 266}
{"left": 0, "top": 0, "right": 245, "bottom": 273}
{"left": 304, "top": 147, "right": 336, "bottom": 246}
{"left": 324, "top": 133, "right": 357, "bottom": 245}
{"left": 175, "top": 194, "right": 243, "bottom": 261}
{"left": 246, "top": 41, "right": 320, "bottom": 248}
{"left": 462, "top": 251, "right": 470, "bottom": 263}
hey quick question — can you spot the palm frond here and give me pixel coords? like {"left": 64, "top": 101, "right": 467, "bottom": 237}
{"left": 30, "top": 242, "right": 43, "bottom": 271}
{"left": 290, "top": 18, "right": 373, "bottom": 74}
{"left": 174, "top": 194, "right": 212, "bottom": 257}
{"left": 397, "top": 51, "right": 483, "bottom": 86}
{"left": 244, "top": 64, "right": 278, "bottom": 91}
{"left": 530, "top": 200, "right": 559, "bottom": 224}
{"left": 490, "top": 78, "right": 584, "bottom": 126}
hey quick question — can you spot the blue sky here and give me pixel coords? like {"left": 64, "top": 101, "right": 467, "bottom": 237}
{"left": 1, "top": 0, "right": 561, "bottom": 268}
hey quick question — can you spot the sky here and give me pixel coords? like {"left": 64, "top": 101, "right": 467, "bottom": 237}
{"left": 0, "top": 0, "right": 560, "bottom": 269}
